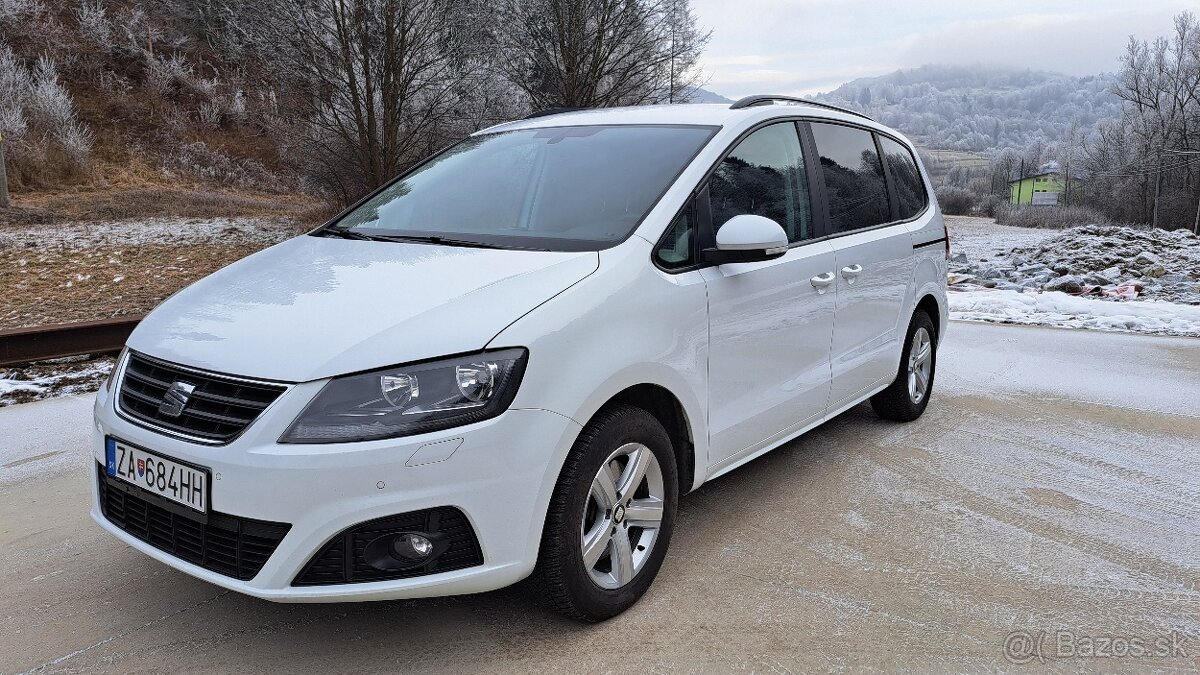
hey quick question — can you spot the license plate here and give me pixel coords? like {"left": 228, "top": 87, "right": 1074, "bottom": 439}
{"left": 105, "top": 438, "right": 209, "bottom": 513}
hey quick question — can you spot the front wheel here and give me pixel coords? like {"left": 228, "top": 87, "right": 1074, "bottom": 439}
{"left": 870, "top": 311, "right": 937, "bottom": 422}
{"left": 537, "top": 405, "right": 678, "bottom": 622}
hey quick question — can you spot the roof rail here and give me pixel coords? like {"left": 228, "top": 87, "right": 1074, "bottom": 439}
{"left": 523, "top": 107, "right": 584, "bottom": 120}
{"left": 728, "top": 95, "right": 873, "bottom": 121}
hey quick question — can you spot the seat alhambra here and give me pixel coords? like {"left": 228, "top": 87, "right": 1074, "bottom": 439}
{"left": 92, "top": 96, "right": 948, "bottom": 621}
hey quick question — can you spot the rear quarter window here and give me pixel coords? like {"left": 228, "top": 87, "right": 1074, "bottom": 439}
{"left": 879, "top": 136, "right": 927, "bottom": 220}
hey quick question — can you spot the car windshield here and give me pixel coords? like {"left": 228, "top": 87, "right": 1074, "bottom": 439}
{"left": 322, "top": 124, "right": 717, "bottom": 251}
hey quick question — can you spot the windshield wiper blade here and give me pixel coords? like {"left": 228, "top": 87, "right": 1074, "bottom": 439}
{"left": 318, "top": 229, "right": 544, "bottom": 250}
{"left": 316, "top": 228, "right": 375, "bottom": 241}
{"left": 370, "top": 234, "right": 509, "bottom": 250}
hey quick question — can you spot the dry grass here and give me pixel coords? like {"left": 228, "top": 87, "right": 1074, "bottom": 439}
{"left": 0, "top": 159, "right": 334, "bottom": 228}
{"left": 994, "top": 203, "right": 1114, "bottom": 229}
{"left": 0, "top": 241, "right": 273, "bottom": 328}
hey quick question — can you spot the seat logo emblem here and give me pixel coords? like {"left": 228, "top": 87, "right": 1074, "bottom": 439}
{"left": 159, "top": 381, "right": 196, "bottom": 418}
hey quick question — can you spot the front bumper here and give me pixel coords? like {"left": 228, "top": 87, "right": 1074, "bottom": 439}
{"left": 90, "top": 375, "right": 581, "bottom": 602}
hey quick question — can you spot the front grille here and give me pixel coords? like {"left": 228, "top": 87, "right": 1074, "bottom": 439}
{"left": 118, "top": 352, "right": 287, "bottom": 443}
{"left": 293, "top": 507, "right": 483, "bottom": 586}
{"left": 98, "top": 465, "right": 290, "bottom": 581}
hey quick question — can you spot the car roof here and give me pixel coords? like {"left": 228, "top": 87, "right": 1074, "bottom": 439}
{"left": 478, "top": 102, "right": 895, "bottom": 138}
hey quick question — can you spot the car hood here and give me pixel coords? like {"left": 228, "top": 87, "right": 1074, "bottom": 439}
{"left": 127, "top": 235, "right": 599, "bottom": 382}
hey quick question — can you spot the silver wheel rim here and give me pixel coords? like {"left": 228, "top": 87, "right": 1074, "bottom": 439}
{"left": 580, "top": 442, "right": 665, "bottom": 590}
{"left": 907, "top": 326, "right": 933, "bottom": 404}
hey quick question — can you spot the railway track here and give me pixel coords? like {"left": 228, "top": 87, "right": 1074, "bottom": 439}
{"left": 0, "top": 316, "right": 141, "bottom": 367}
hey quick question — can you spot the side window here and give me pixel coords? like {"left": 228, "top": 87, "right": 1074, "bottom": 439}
{"left": 709, "top": 122, "right": 812, "bottom": 243}
{"left": 655, "top": 204, "right": 695, "bottom": 269}
{"left": 879, "top": 135, "right": 927, "bottom": 220}
{"left": 810, "top": 122, "right": 890, "bottom": 233}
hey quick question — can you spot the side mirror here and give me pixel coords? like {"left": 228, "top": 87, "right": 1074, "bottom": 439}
{"left": 702, "top": 214, "right": 789, "bottom": 265}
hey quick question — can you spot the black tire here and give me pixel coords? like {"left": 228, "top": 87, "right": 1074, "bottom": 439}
{"left": 537, "top": 404, "right": 678, "bottom": 622}
{"left": 870, "top": 311, "right": 938, "bottom": 422}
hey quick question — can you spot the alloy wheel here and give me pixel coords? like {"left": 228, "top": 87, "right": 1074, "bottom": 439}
{"left": 579, "top": 442, "right": 666, "bottom": 589}
{"left": 906, "top": 326, "right": 933, "bottom": 404}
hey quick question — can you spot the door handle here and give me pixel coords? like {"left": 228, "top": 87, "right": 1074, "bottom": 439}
{"left": 840, "top": 264, "right": 863, "bottom": 285}
{"left": 810, "top": 271, "right": 835, "bottom": 294}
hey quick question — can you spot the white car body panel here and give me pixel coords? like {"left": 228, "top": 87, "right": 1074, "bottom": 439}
{"left": 126, "top": 236, "right": 598, "bottom": 382}
{"left": 91, "top": 101, "right": 947, "bottom": 602}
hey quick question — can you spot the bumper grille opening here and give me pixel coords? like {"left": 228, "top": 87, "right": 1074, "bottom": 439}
{"left": 118, "top": 352, "right": 287, "bottom": 443}
{"left": 97, "top": 465, "right": 290, "bottom": 581}
{"left": 293, "top": 507, "right": 483, "bottom": 586}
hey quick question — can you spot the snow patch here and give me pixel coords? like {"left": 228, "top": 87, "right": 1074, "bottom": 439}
{"left": 0, "top": 379, "right": 46, "bottom": 396}
{"left": 949, "top": 289, "right": 1200, "bottom": 336}
{"left": 0, "top": 357, "right": 114, "bottom": 407}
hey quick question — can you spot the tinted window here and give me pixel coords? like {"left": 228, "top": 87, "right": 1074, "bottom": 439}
{"left": 655, "top": 204, "right": 695, "bottom": 269}
{"left": 810, "top": 122, "right": 890, "bottom": 233}
{"left": 328, "top": 125, "right": 716, "bottom": 251}
{"left": 709, "top": 122, "right": 812, "bottom": 243}
{"left": 879, "top": 136, "right": 926, "bottom": 220}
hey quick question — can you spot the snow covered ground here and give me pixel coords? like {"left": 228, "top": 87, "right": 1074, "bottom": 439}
{"left": 944, "top": 215, "right": 1058, "bottom": 261}
{"left": 945, "top": 216, "right": 1200, "bottom": 337}
{"left": 0, "top": 215, "right": 302, "bottom": 250}
{"left": 949, "top": 289, "right": 1200, "bottom": 336}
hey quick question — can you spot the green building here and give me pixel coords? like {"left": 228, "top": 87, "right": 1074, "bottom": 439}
{"left": 1008, "top": 165, "right": 1082, "bottom": 205}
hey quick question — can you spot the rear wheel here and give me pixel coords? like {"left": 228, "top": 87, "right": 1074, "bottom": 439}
{"left": 538, "top": 405, "right": 678, "bottom": 622}
{"left": 870, "top": 311, "right": 937, "bottom": 422}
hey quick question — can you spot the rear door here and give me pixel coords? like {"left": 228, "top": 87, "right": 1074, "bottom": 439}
{"left": 701, "top": 122, "right": 836, "bottom": 471}
{"left": 806, "top": 122, "right": 917, "bottom": 410}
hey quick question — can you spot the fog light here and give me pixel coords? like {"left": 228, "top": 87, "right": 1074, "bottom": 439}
{"left": 391, "top": 533, "right": 433, "bottom": 561}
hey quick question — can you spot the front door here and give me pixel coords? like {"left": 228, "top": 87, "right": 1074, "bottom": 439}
{"left": 702, "top": 121, "right": 837, "bottom": 470}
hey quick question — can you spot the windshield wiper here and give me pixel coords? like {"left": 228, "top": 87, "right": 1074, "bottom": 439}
{"left": 369, "top": 234, "right": 510, "bottom": 250}
{"left": 317, "top": 229, "right": 544, "bottom": 251}
{"left": 316, "top": 228, "right": 375, "bottom": 241}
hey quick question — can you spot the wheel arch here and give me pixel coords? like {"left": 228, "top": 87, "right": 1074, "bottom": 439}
{"left": 597, "top": 384, "right": 697, "bottom": 497}
{"left": 915, "top": 292, "right": 944, "bottom": 342}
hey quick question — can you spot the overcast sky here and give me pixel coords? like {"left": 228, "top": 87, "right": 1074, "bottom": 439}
{"left": 691, "top": 0, "right": 1200, "bottom": 98}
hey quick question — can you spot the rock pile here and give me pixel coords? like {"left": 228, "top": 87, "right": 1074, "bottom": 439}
{"left": 948, "top": 225, "right": 1200, "bottom": 305}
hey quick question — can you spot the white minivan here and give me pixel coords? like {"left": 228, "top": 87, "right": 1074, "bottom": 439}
{"left": 92, "top": 96, "right": 947, "bottom": 621}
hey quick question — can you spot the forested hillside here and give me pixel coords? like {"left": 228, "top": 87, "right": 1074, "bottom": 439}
{"left": 816, "top": 65, "right": 1123, "bottom": 152}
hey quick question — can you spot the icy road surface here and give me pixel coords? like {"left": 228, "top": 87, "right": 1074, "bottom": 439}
{"left": 2, "top": 322, "right": 1198, "bottom": 672}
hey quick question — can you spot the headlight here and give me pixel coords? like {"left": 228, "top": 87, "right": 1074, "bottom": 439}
{"left": 280, "top": 348, "right": 527, "bottom": 443}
